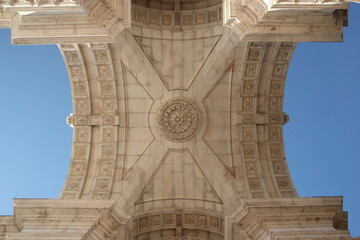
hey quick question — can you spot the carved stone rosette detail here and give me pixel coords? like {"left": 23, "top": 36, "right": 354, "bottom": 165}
{"left": 158, "top": 98, "right": 200, "bottom": 142}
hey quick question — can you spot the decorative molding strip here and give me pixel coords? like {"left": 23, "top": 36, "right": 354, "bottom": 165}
{"left": 238, "top": 113, "right": 289, "bottom": 125}
{"left": 67, "top": 114, "right": 120, "bottom": 126}
{"left": 1, "top": 0, "right": 75, "bottom": 7}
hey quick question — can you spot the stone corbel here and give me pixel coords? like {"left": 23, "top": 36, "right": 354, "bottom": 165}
{"left": 0, "top": 0, "right": 128, "bottom": 44}
{"left": 229, "top": 197, "right": 351, "bottom": 240}
{"left": 3, "top": 199, "right": 130, "bottom": 240}
{"left": 224, "top": 0, "right": 350, "bottom": 42}
{"left": 67, "top": 113, "right": 120, "bottom": 126}
{"left": 238, "top": 113, "right": 289, "bottom": 125}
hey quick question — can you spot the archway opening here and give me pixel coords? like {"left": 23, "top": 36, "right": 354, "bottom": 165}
{"left": 283, "top": 3, "right": 360, "bottom": 236}
{"left": 0, "top": 29, "right": 72, "bottom": 215}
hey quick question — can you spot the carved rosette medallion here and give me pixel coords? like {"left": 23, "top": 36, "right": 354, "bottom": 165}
{"left": 158, "top": 98, "right": 200, "bottom": 142}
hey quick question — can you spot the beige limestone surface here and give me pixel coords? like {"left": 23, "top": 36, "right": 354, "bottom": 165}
{"left": 0, "top": 0, "right": 358, "bottom": 239}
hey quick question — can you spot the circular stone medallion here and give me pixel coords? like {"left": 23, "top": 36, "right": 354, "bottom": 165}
{"left": 158, "top": 98, "right": 200, "bottom": 142}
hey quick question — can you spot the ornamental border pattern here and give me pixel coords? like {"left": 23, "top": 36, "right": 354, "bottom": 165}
{"left": 131, "top": 4, "right": 222, "bottom": 30}
{"left": 266, "top": 42, "right": 298, "bottom": 198}
{"left": 238, "top": 42, "right": 269, "bottom": 199}
{"left": 89, "top": 43, "right": 119, "bottom": 200}
{"left": 132, "top": 209, "right": 224, "bottom": 236}
{"left": 59, "top": 43, "right": 92, "bottom": 199}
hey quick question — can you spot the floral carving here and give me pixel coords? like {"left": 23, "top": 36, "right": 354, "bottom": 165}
{"left": 150, "top": 215, "right": 160, "bottom": 227}
{"left": 162, "top": 14, "right": 172, "bottom": 26}
{"left": 99, "top": 161, "right": 113, "bottom": 176}
{"left": 149, "top": 12, "right": 160, "bottom": 25}
{"left": 270, "top": 80, "right": 282, "bottom": 95}
{"left": 248, "top": 48, "right": 262, "bottom": 61}
{"left": 73, "top": 82, "right": 86, "bottom": 95}
{"left": 69, "top": 65, "right": 83, "bottom": 78}
{"left": 197, "top": 214, "right": 207, "bottom": 228}
{"left": 210, "top": 216, "right": 220, "bottom": 230}
{"left": 276, "top": 176, "right": 291, "bottom": 190}
{"left": 242, "top": 80, "right": 256, "bottom": 95}
{"left": 242, "top": 126, "right": 255, "bottom": 141}
{"left": 276, "top": 48, "right": 291, "bottom": 61}
{"left": 163, "top": 214, "right": 173, "bottom": 225}
{"left": 139, "top": 216, "right": 149, "bottom": 230}
{"left": 268, "top": 126, "right": 281, "bottom": 141}
{"left": 273, "top": 161, "right": 286, "bottom": 174}
{"left": 184, "top": 214, "right": 195, "bottom": 225}
{"left": 65, "top": 51, "right": 79, "bottom": 62}
{"left": 158, "top": 98, "right": 200, "bottom": 142}
{"left": 251, "top": 192, "right": 265, "bottom": 199}
{"left": 195, "top": 12, "right": 206, "bottom": 25}
{"left": 245, "top": 64, "right": 258, "bottom": 78}
{"left": 66, "top": 178, "right": 81, "bottom": 191}
{"left": 98, "top": 65, "right": 111, "bottom": 78}
{"left": 242, "top": 97, "right": 254, "bottom": 112}
{"left": 93, "top": 50, "right": 107, "bottom": 61}
{"left": 242, "top": 114, "right": 255, "bottom": 124}
{"left": 182, "top": 14, "right": 193, "bottom": 26}
{"left": 245, "top": 161, "right": 258, "bottom": 175}
{"left": 70, "top": 163, "right": 85, "bottom": 176}
{"left": 207, "top": 9, "right": 218, "bottom": 23}
{"left": 248, "top": 177, "right": 262, "bottom": 190}
{"left": 243, "top": 144, "right": 256, "bottom": 159}
{"left": 270, "top": 143, "right": 283, "bottom": 159}
{"left": 273, "top": 64, "right": 287, "bottom": 78}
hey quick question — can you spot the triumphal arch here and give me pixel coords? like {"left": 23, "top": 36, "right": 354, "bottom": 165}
{"left": 0, "top": 0, "right": 358, "bottom": 239}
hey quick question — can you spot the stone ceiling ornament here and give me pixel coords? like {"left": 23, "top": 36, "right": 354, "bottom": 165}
{"left": 158, "top": 98, "right": 200, "bottom": 142}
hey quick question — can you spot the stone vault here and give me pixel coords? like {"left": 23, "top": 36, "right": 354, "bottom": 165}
{"left": 0, "top": 0, "right": 359, "bottom": 239}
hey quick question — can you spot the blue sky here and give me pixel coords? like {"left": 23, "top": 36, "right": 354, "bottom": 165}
{"left": 0, "top": 4, "right": 359, "bottom": 237}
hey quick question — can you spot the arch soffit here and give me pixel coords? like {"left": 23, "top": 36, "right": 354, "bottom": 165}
{"left": 59, "top": 26, "right": 298, "bottom": 216}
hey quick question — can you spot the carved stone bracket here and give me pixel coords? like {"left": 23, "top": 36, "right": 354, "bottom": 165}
{"left": 238, "top": 113, "right": 289, "bottom": 125}
{"left": 67, "top": 114, "right": 120, "bottom": 126}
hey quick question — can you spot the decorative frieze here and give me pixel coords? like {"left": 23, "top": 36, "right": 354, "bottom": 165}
{"left": 131, "top": 4, "right": 222, "bottom": 29}
{"left": 132, "top": 210, "right": 224, "bottom": 236}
